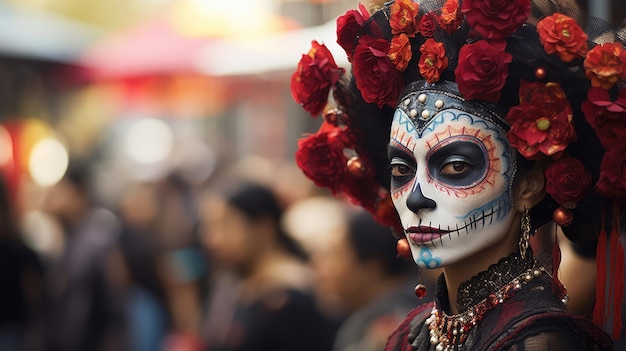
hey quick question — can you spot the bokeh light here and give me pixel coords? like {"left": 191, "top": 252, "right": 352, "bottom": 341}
{"left": 0, "top": 125, "right": 14, "bottom": 166}
{"left": 28, "top": 137, "right": 69, "bottom": 187}
{"left": 123, "top": 118, "right": 174, "bottom": 164}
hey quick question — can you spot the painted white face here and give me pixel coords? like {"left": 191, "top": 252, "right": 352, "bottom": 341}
{"left": 389, "top": 107, "right": 517, "bottom": 268}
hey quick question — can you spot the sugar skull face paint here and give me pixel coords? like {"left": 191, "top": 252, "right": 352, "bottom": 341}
{"left": 388, "top": 106, "right": 517, "bottom": 268}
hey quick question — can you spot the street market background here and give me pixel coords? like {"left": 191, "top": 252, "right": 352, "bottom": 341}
{"left": 0, "top": 0, "right": 620, "bottom": 212}
{"left": 0, "top": 1, "right": 623, "bottom": 350}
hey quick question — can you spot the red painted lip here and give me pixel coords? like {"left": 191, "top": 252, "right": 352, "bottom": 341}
{"left": 406, "top": 226, "right": 449, "bottom": 243}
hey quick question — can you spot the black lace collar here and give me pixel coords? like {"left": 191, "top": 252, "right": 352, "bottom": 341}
{"left": 434, "top": 250, "right": 538, "bottom": 313}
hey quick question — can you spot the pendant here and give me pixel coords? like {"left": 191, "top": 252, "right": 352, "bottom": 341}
{"left": 414, "top": 283, "right": 427, "bottom": 299}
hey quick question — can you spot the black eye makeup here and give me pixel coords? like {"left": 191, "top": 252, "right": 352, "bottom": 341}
{"left": 388, "top": 145, "right": 416, "bottom": 189}
{"left": 426, "top": 140, "right": 488, "bottom": 188}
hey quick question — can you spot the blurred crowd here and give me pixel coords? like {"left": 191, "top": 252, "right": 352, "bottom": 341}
{"left": 0, "top": 143, "right": 615, "bottom": 351}
{"left": 0, "top": 155, "right": 433, "bottom": 351}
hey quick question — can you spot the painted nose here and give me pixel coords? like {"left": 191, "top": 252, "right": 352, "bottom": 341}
{"left": 406, "top": 183, "right": 436, "bottom": 213}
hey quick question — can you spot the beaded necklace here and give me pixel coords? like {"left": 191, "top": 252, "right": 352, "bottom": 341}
{"left": 423, "top": 253, "right": 559, "bottom": 351}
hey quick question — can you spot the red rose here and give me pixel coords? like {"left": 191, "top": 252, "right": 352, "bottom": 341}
{"left": 582, "top": 89, "right": 626, "bottom": 150}
{"left": 506, "top": 82, "right": 576, "bottom": 159}
{"left": 545, "top": 157, "right": 592, "bottom": 204}
{"left": 420, "top": 12, "right": 437, "bottom": 37}
{"left": 389, "top": 34, "right": 413, "bottom": 72}
{"left": 537, "top": 13, "right": 588, "bottom": 62}
{"left": 419, "top": 38, "right": 448, "bottom": 83}
{"left": 295, "top": 122, "right": 348, "bottom": 193}
{"left": 462, "top": 0, "right": 530, "bottom": 39}
{"left": 390, "top": 0, "right": 420, "bottom": 37}
{"left": 353, "top": 35, "right": 405, "bottom": 108}
{"left": 336, "top": 4, "right": 371, "bottom": 59}
{"left": 584, "top": 42, "right": 626, "bottom": 89}
{"left": 582, "top": 102, "right": 626, "bottom": 150}
{"left": 438, "top": 0, "right": 464, "bottom": 34}
{"left": 596, "top": 148, "right": 626, "bottom": 200}
{"left": 291, "top": 41, "right": 345, "bottom": 116}
{"left": 454, "top": 40, "right": 512, "bottom": 102}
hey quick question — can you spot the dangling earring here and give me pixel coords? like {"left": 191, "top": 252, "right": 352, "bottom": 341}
{"left": 414, "top": 268, "right": 427, "bottom": 299}
{"left": 519, "top": 206, "right": 531, "bottom": 259}
{"left": 414, "top": 281, "right": 427, "bottom": 299}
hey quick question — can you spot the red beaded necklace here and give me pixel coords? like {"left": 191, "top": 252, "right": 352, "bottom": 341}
{"left": 425, "top": 264, "right": 549, "bottom": 351}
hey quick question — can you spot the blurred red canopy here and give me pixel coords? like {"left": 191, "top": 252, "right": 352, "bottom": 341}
{"left": 79, "top": 3, "right": 301, "bottom": 80}
{"left": 80, "top": 17, "right": 215, "bottom": 79}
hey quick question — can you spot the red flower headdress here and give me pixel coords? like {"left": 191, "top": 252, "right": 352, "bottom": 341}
{"left": 290, "top": 0, "right": 626, "bottom": 337}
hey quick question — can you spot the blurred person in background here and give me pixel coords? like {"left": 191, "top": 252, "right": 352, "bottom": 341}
{"left": 199, "top": 182, "right": 336, "bottom": 351}
{"left": 150, "top": 174, "right": 206, "bottom": 351}
{"left": 0, "top": 174, "right": 45, "bottom": 351}
{"left": 312, "top": 209, "right": 426, "bottom": 351}
{"left": 107, "top": 181, "right": 171, "bottom": 351}
{"left": 42, "top": 161, "right": 123, "bottom": 351}
{"left": 281, "top": 195, "right": 355, "bottom": 322}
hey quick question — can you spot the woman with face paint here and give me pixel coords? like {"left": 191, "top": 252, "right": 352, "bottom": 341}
{"left": 291, "top": 0, "right": 626, "bottom": 350}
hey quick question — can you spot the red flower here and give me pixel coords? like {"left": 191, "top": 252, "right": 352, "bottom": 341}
{"left": 390, "top": 0, "right": 420, "bottom": 37}
{"left": 438, "top": 0, "right": 464, "bottom": 34}
{"left": 371, "top": 189, "right": 403, "bottom": 233}
{"left": 291, "top": 41, "right": 345, "bottom": 116}
{"left": 596, "top": 148, "right": 626, "bottom": 200}
{"left": 295, "top": 122, "right": 348, "bottom": 193}
{"left": 462, "top": 0, "right": 530, "bottom": 39}
{"left": 537, "top": 13, "right": 588, "bottom": 62}
{"left": 581, "top": 87, "right": 626, "bottom": 150}
{"left": 420, "top": 12, "right": 437, "bottom": 37}
{"left": 389, "top": 34, "right": 413, "bottom": 72}
{"left": 454, "top": 40, "right": 512, "bottom": 102}
{"left": 587, "top": 86, "right": 626, "bottom": 113}
{"left": 419, "top": 38, "right": 448, "bottom": 83}
{"left": 339, "top": 154, "right": 378, "bottom": 208}
{"left": 584, "top": 42, "right": 626, "bottom": 89}
{"left": 505, "top": 82, "right": 576, "bottom": 159}
{"left": 336, "top": 3, "right": 371, "bottom": 59}
{"left": 545, "top": 157, "right": 592, "bottom": 204}
{"left": 505, "top": 105, "right": 544, "bottom": 158}
{"left": 519, "top": 81, "right": 570, "bottom": 116}
{"left": 352, "top": 35, "right": 405, "bottom": 108}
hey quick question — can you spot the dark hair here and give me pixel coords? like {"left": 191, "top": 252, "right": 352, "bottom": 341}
{"left": 335, "top": 0, "right": 625, "bottom": 243}
{"left": 346, "top": 210, "right": 414, "bottom": 276}
{"left": 225, "top": 182, "right": 308, "bottom": 260}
